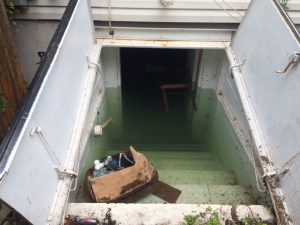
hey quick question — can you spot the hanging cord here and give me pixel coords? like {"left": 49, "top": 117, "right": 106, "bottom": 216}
{"left": 221, "top": 0, "right": 243, "bottom": 17}
{"left": 212, "top": 0, "right": 242, "bottom": 22}
{"left": 108, "top": 0, "right": 114, "bottom": 36}
{"left": 119, "top": 153, "right": 134, "bottom": 168}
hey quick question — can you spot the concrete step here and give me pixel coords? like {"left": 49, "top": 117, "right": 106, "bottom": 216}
{"left": 158, "top": 170, "right": 236, "bottom": 185}
{"left": 66, "top": 203, "right": 275, "bottom": 225}
{"left": 151, "top": 158, "right": 223, "bottom": 171}
{"left": 106, "top": 149, "right": 223, "bottom": 171}
{"left": 105, "top": 144, "right": 209, "bottom": 152}
{"left": 137, "top": 185, "right": 262, "bottom": 205}
{"left": 96, "top": 149, "right": 265, "bottom": 206}
{"left": 141, "top": 150, "right": 213, "bottom": 159}
{"left": 143, "top": 151, "right": 224, "bottom": 172}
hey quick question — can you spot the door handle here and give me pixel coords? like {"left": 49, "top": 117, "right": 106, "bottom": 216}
{"left": 276, "top": 52, "right": 300, "bottom": 74}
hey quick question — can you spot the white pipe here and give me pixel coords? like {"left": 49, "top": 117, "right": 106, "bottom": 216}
{"left": 94, "top": 118, "right": 113, "bottom": 136}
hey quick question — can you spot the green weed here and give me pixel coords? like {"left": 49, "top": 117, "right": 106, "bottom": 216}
{"left": 183, "top": 207, "right": 269, "bottom": 225}
{"left": 279, "top": 0, "right": 289, "bottom": 10}
{"left": 184, "top": 214, "right": 199, "bottom": 225}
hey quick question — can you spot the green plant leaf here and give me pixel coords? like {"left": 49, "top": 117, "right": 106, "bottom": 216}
{"left": 279, "top": 0, "right": 289, "bottom": 10}
{"left": 207, "top": 211, "right": 221, "bottom": 225}
{"left": 184, "top": 214, "right": 199, "bottom": 225}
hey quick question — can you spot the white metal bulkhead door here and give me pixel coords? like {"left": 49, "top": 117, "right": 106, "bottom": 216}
{"left": 228, "top": 0, "right": 300, "bottom": 224}
{"left": 0, "top": 0, "right": 100, "bottom": 225}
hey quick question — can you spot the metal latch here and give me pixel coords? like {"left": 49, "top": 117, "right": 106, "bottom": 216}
{"left": 229, "top": 58, "right": 246, "bottom": 71}
{"left": 276, "top": 52, "right": 300, "bottom": 74}
{"left": 86, "top": 56, "right": 101, "bottom": 69}
{"left": 54, "top": 166, "right": 78, "bottom": 179}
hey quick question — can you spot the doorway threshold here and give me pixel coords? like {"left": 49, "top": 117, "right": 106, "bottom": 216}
{"left": 97, "top": 38, "right": 230, "bottom": 49}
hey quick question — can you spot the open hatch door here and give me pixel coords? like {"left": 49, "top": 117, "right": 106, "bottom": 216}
{"left": 228, "top": 0, "right": 300, "bottom": 224}
{"left": 0, "top": 0, "right": 101, "bottom": 224}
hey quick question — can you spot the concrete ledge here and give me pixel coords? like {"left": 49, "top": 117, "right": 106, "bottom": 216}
{"left": 66, "top": 203, "right": 274, "bottom": 225}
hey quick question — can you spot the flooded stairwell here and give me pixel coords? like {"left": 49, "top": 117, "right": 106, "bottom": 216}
{"left": 137, "top": 150, "right": 264, "bottom": 204}
{"left": 70, "top": 88, "right": 268, "bottom": 206}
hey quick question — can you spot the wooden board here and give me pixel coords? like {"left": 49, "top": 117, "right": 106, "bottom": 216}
{"left": 153, "top": 181, "right": 182, "bottom": 203}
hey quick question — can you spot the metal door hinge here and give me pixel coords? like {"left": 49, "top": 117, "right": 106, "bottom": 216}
{"left": 54, "top": 166, "right": 78, "bottom": 179}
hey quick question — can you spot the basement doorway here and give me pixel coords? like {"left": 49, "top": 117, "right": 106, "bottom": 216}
{"left": 71, "top": 47, "right": 269, "bottom": 205}
{"left": 121, "top": 48, "right": 198, "bottom": 146}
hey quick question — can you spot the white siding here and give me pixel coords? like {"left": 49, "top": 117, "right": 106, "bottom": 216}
{"left": 15, "top": 0, "right": 300, "bottom": 24}
{"left": 101, "top": 47, "right": 121, "bottom": 87}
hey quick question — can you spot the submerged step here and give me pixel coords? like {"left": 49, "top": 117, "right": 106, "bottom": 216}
{"left": 141, "top": 150, "right": 213, "bottom": 159}
{"left": 66, "top": 203, "right": 275, "bottom": 225}
{"left": 158, "top": 170, "right": 236, "bottom": 185}
{"left": 137, "top": 185, "right": 263, "bottom": 205}
{"left": 105, "top": 145, "right": 210, "bottom": 155}
{"left": 151, "top": 158, "right": 223, "bottom": 171}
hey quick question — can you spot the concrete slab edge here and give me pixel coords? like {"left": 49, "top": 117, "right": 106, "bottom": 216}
{"left": 66, "top": 203, "right": 274, "bottom": 225}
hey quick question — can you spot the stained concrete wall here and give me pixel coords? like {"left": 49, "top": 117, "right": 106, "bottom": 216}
{"left": 101, "top": 47, "right": 121, "bottom": 87}
{"left": 12, "top": 20, "right": 58, "bottom": 84}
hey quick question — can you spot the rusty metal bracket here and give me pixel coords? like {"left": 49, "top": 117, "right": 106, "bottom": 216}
{"left": 276, "top": 52, "right": 300, "bottom": 74}
{"left": 263, "top": 170, "right": 277, "bottom": 179}
{"left": 263, "top": 167, "right": 290, "bottom": 181}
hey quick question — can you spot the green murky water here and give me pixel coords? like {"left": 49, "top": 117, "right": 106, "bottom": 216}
{"left": 70, "top": 87, "right": 268, "bottom": 204}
